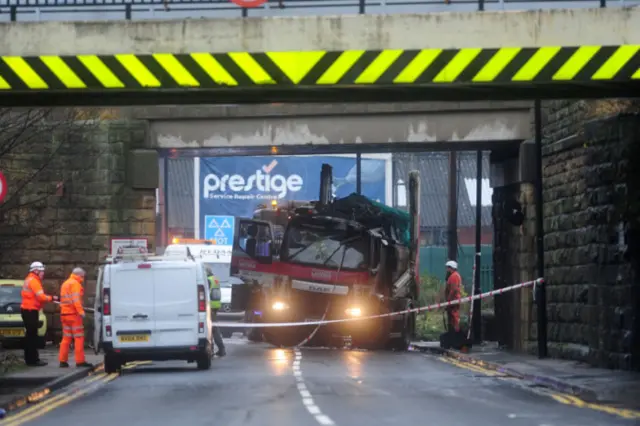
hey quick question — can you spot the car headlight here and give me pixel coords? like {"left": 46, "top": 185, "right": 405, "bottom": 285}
{"left": 272, "top": 301, "right": 289, "bottom": 311}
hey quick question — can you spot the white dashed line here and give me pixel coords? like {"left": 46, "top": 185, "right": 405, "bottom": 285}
{"left": 293, "top": 348, "right": 336, "bottom": 426}
{"left": 307, "top": 405, "right": 321, "bottom": 415}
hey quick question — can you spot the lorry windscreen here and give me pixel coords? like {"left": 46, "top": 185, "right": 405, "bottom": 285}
{"left": 282, "top": 222, "right": 368, "bottom": 270}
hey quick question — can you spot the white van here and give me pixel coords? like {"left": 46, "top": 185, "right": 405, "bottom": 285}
{"left": 93, "top": 249, "right": 214, "bottom": 373}
{"left": 164, "top": 242, "right": 245, "bottom": 330}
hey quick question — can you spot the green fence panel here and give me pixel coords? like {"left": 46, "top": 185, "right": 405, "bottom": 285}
{"left": 418, "top": 245, "right": 493, "bottom": 293}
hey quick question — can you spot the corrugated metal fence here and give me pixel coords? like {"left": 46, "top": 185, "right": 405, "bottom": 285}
{"left": 419, "top": 245, "right": 493, "bottom": 293}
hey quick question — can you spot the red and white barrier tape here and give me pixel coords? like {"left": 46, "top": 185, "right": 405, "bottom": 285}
{"left": 294, "top": 302, "right": 330, "bottom": 348}
{"left": 212, "top": 278, "right": 544, "bottom": 328}
{"left": 53, "top": 300, "right": 95, "bottom": 313}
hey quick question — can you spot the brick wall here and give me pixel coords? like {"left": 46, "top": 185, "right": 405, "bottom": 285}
{"left": 538, "top": 101, "right": 640, "bottom": 370}
{"left": 0, "top": 116, "right": 155, "bottom": 342}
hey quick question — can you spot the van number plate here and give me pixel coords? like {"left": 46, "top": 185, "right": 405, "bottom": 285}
{"left": 119, "top": 334, "right": 150, "bottom": 343}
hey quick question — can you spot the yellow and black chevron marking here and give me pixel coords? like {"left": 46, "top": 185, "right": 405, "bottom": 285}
{"left": 0, "top": 46, "right": 638, "bottom": 91}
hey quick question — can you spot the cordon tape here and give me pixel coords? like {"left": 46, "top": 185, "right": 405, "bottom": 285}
{"left": 211, "top": 278, "right": 544, "bottom": 328}
{"left": 57, "top": 278, "right": 542, "bottom": 329}
{"left": 52, "top": 301, "right": 94, "bottom": 313}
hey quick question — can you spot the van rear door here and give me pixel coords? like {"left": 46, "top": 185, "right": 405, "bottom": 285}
{"left": 93, "top": 266, "right": 104, "bottom": 354}
{"left": 110, "top": 264, "right": 156, "bottom": 349}
{"left": 152, "top": 264, "right": 199, "bottom": 347}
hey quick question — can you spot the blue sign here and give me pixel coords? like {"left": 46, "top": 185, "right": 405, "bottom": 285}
{"left": 204, "top": 215, "right": 235, "bottom": 245}
{"left": 198, "top": 156, "right": 387, "bottom": 236}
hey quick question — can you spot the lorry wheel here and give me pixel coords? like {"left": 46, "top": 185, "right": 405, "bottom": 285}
{"left": 104, "top": 353, "right": 121, "bottom": 374}
{"left": 388, "top": 310, "right": 415, "bottom": 351}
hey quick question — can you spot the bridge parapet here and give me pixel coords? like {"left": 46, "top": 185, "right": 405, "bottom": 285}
{"left": 1, "top": 0, "right": 635, "bottom": 22}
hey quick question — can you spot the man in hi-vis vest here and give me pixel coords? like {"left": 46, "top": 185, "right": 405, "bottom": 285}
{"left": 207, "top": 269, "right": 226, "bottom": 357}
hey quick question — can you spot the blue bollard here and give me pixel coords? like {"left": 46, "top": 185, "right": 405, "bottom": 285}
{"left": 0, "top": 408, "right": 6, "bottom": 419}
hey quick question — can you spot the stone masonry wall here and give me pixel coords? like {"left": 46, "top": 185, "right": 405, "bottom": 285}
{"left": 536, "top": 101, "right": 640, "bottom": 370}
{"left": 0, "top": 116, "right": 155, "bottom": 343}
{"left": 492, "top": 183, "right": 537, "bottom": 352}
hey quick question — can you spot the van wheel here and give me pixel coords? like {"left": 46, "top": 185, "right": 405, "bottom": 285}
{"left": 104, "top": 354, "right": 121, "bottom": 374}
{"left": 196, "top": 351, "right": 212, "bottom": 370}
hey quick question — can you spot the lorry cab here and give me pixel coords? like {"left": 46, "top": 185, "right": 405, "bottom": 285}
{"left": 227, "top": 218, "right": 278, "bottom": 340}
{"left": 94, "top": 247, "right": 214, "bottom": 373}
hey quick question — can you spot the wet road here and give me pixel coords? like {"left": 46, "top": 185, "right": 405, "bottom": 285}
{"left": 13, "top": 338, "right": 636, "bottom": 426}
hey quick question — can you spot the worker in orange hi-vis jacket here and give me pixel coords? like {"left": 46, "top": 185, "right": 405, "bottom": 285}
{"left": 58, "top": 268, "right": 93, "bottom": 368}
{"left": 21, "top": 261, "right": 58, "bottom": 366}
{"left": 444, "top": 260, "right": 462, "bottom": 333}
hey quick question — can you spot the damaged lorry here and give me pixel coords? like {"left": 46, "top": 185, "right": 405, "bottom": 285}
{"left": 230, "top": 164, "right": 421, "bottom": 350}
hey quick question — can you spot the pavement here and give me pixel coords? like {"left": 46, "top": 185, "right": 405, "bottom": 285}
{"left": 0, "top": 336, "right": 636, "bottom": 426}
{"left": 413, "top": 341, "right": 640, "bottom": 411}
{"left": 0, "top": 346, "right": 102, "bottom": 411}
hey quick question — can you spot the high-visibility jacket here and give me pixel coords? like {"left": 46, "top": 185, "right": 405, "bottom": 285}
{"left": 60, "top": 274, "right": 85, "bottom": 316}
{"left": 445, "top": 271, "right": 462, "bottom": 311}
{"left": 21, "top": 272, "right": 52, "bottom": 311}
{"left": 208, "top": 276, "right": 221, "bottom": 310}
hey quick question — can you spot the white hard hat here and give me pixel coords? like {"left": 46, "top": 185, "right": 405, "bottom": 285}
{"left": 29, "top": 261, "right": 45, "bottom": 272}
{"left": 445, "top": 260, "right": 458, "bottom": 269}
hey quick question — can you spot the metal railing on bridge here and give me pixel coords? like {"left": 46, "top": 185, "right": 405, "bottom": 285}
{"left": 1, "top": 0, "right": 632, "bottom": 22}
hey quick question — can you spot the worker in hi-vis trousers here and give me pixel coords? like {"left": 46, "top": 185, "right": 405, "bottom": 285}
{"left": 444, "top": 260, "right": 462, "bottom": 333}
{"left": 207, "top": 269, "right": 226, "bottom": 357}
{"left": 58, "top": 267, "right": 93, "bottom": 368}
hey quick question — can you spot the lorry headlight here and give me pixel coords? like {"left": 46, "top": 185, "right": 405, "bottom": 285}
{"left": 272, "top": 301, "right": 289, "bottom": 311}
{"left": 345, "top": 307, "right": 362, "bottom": 317}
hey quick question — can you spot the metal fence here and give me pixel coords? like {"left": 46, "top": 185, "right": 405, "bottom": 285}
{"left": 419, "top": 244, "right": 493, "bottom": 293}
{"left": 0, "top": 0, "right": 634, "bottom": 22}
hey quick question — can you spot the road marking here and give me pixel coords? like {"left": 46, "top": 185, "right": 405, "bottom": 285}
{"left": 0, "top": 373, "right": 108, "bottom": 425}
{"left": 293, "top": 348, "right": 336, "bottom": 426}
{"left": 438, "top": 356, "right": 504, "bottom": 377}
{"left": 3, "top": 373, "right": 119, "bottom": 426}
{"left": 435, "top": 355, "right": 640, "bottom": 420}
{"left": 0, "top": 361, "right": 145, "bottom": 425}
{"left": 550, "top": 392, "right": 640, "bottom": 419}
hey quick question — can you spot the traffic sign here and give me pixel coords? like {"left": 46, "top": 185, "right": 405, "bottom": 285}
{"left": 230, "top": 0, "right": 267, "bottom": 7}
{"left": 204, "top": 215, "right": 235, "bottom": 245}
{"left": 0, "top": 171, "right": 6, "bottom": 203}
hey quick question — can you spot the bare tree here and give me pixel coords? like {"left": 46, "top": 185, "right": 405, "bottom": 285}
{"left": 0, "top": 108, "right": 106, "bottom": 249}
